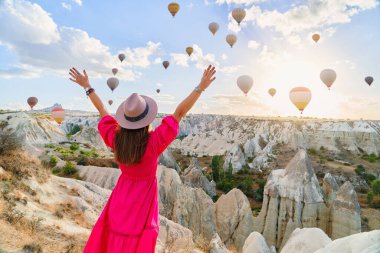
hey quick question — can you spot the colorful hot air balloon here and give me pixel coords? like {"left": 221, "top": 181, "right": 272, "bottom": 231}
{"left": 186, "top": 47, "right": 193, "bottom": 56}
{"left": 27, "top": 97, "right": 38, "bottom": 109}
{"left": 320, "top": 69, "right": 337, "bottom": 90}
{"left": 289, "top": 87, "right": 312, "bottom": 114}
{"left": 112, "top": 68, "right": 118, "bottom": 76}
{"left": 168, "top": 2, "right": 180, "bottom": 17}
{"left": 118, "top": 54, "right": 125, "bottom": 62}
{"left": 312, "top": 34, "right": 320, "bottom": 43}
{"left": 226, "top": 34, "right": 237, "bottom": 48}
{"left": 268, "top": 88, "right": 276, "bottom": 97}
{"left": 232, "top": 8, "right": 246, "bottom": 25}
{"left": 108, "top": 100, "right": 113, "bottom": 106}
{"left": 237, "top": 75, "right": 253, "bottom": 96}
{"left": 156, "top": 89, "right": 161, "bottom": 94}
{"left": 51, "top": 107, "right": 65, "bottom": 125}
{"left": 107, "top": 77, "right": 119, "bottom": 92}
{"left": 163, "top": 61, "right": 170, "bottom": 69}
{"left": 365, "top": 76, "right": 374, "bottom": 86}
{"left": 208, "top": 22, "right": 219, "bottom": 36}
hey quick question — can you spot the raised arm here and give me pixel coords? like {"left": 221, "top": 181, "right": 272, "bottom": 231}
{"left": 69, "top": 68, "right": 109, "bottom": 119}
{"left": 173, "top": 65, "right": 216, "bottom": 122}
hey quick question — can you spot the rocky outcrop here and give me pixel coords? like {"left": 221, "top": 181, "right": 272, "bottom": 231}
{"left": 280, "top": 228, "right": 332, "bottom": 253}
{"left": 223, "top": 144, "right": 246, "bottom": 173}
{"left": 159, "top": 149, "right": 180, "bottom": 172}
{"left": 156, "top": 216, "right": 197, "bottom": 253}
{"left": 254, "top": 149, "right": 329, "bottom": 249}
{"left": 242, "top": 232, "right": 271, "bottom": 253}
{"left": 77, "top": 165, "right": 121, "bottom": 190}
{"left": 209, "top": 234, "right": 231, "bottom": 253}
{"left": 314, "top": 230, "right": 380, "bottom": 253}
{"left": 215, "top": 189, "right": 255, "bottom": 252}
{"left": 331, "top": 181, "right": 361, "bottom": 239}
{"left": 181, "top": 158, "right": 216, "bottom": 197}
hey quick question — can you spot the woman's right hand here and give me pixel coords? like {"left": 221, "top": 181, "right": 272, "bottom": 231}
{"left": 198, "top": 65, "right": 216, "bottom": 91}
{"left": 69, "top": 68, "right": 91, "bottom": 88}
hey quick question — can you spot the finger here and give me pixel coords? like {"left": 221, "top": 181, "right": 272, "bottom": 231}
{"left": 69, "top": 68, "right": 77, "bottom": 75}
{"left": 206, "top": 65, "right": 211, "bottom": 72}
{"left": 69, "top": 72, "right": 76, "bottom": 79}
{"left": 73, "top": 68, "right": 81, "bottom": 75}
{"left": 211, "top": 77, "right": 216, "bottom": 82}
{"left": 83, "top": 69, "right": 88, "bottom": 77}
{"left": 70, "top": 69, "right": 78, "bottom": 77}
{"left": 69, "top": 78, "right": 76, "bottom": 82}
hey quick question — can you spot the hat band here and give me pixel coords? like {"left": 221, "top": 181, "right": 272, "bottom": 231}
{"left": 124, "top": 103, "right": 150, "bottom": 122}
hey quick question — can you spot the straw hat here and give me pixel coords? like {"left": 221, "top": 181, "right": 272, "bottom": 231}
{"left": 115, "top": 93, "right": 158, "bottom": 129}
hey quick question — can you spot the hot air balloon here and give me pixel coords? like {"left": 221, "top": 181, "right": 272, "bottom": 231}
{"left": 186, "top": 47, "right": 193, "bottom": 57}
{"left": 365, "top": 76, "right": 374, "bottom": 86}
{"left": 108, "top": 100, "right": 113, "bottom": 106}
{"left": 289, "top": 87, "right": 312, "bottom": 114}
{"left": 163, "top": 61, "right": 170, "bottom": 69}
{"left": 320, "top": 69, "right": 337, "bottom": 90}
{"left": 118, "top": 54, "right": 125, "bottom": 62}
{"left": 226, "top": 34, "right": 237, "bottom": 48}
{"left": 112, "top": 68, "right": 118, "bottom": 76}
{"left": 107, "top": 77, "right": 119, "bottom": 92}
{"left": 312, "top": 34, "right": 320, "bottom": 43}
{"left": 51, "top": 107, "right": 65, "bottom": 125}
{"left": 232, "top": 8, "right": 246, "bottom": 25}
{"left": 27, "top": 97, "right": 38, "bottom": 109}
{"left": 168, "top": 2, "right": 180, "bottom": 17}
{"left": 156, "top": 89, "right": 161, "bottom": 94}
{"left": 268, "top": 88, "right": 276, "bottom": 97}
{"left": 237, "top": 75, "right": 253, "bottom": 96}
{"left": 208, "top": 22, "right": 219, "bottom": 35}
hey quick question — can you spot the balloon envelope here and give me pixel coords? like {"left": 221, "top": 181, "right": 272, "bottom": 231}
{"left": 186, "top": 47, "right": 193, "bottom": 56}
{"left": 118, "top": 54, "right": 125, "bottom": 62}
{"left": 112, "top": 68, "right": 118, "bottom": 75}
{"left": 208, "top": 22, "right": 219, "bottom": 35}
{"left": 156, "top": 89, "right": 160, "bottom": 94}
{"left": 168, "top": 2, "right": 180, "bottom": 17}
{"left": 107, "top": 77, "right": 119, "bottom": 92}
{"left": 51, "top": 107, "right": 65, "bottom": 125}
{"left": 320, "top": 69, "right": 337, "bottom": 90}
{"left": 312, "top": 34, "right": 320, "bottom": 43}
{"left": 237, "top": 75, "right": 253, "bottom": 95}
{"left": 226, "top": 34, "right": 237, "bottom": 48}
{"left": 289, "top": 87, "right": 312, "bottom": 113}
{"left": 27, "top": 97, "right": 38, "bottom": 109}
{"left": 163, "top": 61, "right": 170, "bottom": 69}
{"left": 268, "top": 88, "right": 276, "bottom": 97}
{"left": 232, "top": 8, "right": 246, "bottom": 25}
{"left": 365, "top": 76, "right": 374, "bottom": 86}
{"left": 108, "top": 100, "right": 113, "bottom": 106}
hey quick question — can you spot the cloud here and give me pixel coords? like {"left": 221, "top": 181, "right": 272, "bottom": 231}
{"left": 227, "top": 0, "right": 378, "bottom": 39}
{"left": 61, "top": 2, "right": 72, "bottom": 10}
{"left": 0, "top": 0, "right": 160, "bottom": 80}
{"left": 215, "top": 0, "right": 266, "bottom": 5}
{"left": 171, "top": 53, "right": 189, "bottom": 67}
{"left": 338, "top": 96, "right": 380, "bottom": 119}
{"left": 171, "top": 44, "right": 219, "bottom": 69}
{"left": 152, "top": 94, "right": 177, "bottom": 105}
{"left": 221, "top": 54, "right": 228, "bottom": 60}
{"left": 248, "top": 40, "right": 261, "bottom": 49}
{"left": 72, "top": 0, "right": 82, "bottom": 6}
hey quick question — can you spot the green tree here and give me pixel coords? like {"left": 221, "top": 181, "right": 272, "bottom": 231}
{"left": 367, "top": 191, "right": 374, "bottom": 204}
{"left": 211, "top": 155, "right": 221, "bottom": 182}
{"left": 371, "top": 179, "right": 380, "bottom": 195}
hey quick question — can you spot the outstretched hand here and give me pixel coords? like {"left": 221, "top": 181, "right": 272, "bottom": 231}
{"left": 69, "top": 68, "right": 90, "bottom": 88}
{"left": 199, "top": 65, "right": 216, "bottom": 91}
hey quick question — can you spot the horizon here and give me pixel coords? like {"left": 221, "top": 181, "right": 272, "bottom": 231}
{"left": 1, "top": 0, "right": 380, "bottom": 119}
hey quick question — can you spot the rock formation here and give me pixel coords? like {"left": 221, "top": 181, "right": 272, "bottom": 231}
{"left": 209, "top": 234, "right": 231, "bottom": 253}
{"left": 280, "top": 228, "right": 332, "bottom": 253}
{"left": 331, "top": 181, "right": 361, "bottom": 239}
{"left": 181, "top": 158, "right": 216, "bottom": 197}
{"left": 159, "top": 149, "right": 180, "bottom": 172}
{"left": 242, "top": 232, "right": 271, "bottom": 253}
{"left": 77, "top": 165, "right": 120, "bottom": 190}
{"left": 254, "top": 149, "right": 329, "bottom": 248}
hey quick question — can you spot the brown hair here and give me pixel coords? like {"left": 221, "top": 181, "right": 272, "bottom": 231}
{"left": 114, "top": 125, "right": 150, "bottom": 165}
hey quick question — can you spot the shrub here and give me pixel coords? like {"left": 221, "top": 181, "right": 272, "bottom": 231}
{"left": 368, "top": 153, "right": 378, "bottom": 163}
{"left": 0, "top": 129, "right": 22, "bottom": 155}
{"left": 364, "top": 173, "right": 376, "bottom": 185}
{"left": 367, "top": 191, "right": 374, "bottom": 204}
{"left": 67, "top": 123, "right": 81, "bottom": 137}
{"left": 307, "top": 148, "right": 317, "bottom": 156}
{"left": 211, "top": 155, "right": 222, "bottom": 182}
{"left": 62, "top": 161, "right": 78, "bottom": 177}
{"left": 371, "top": 179, "right": 380, "bottom": 195}
{"left": 77, "top": 155, "right": 89, "bottom": 166}
{"left": 70, "top": 143, "right": 80, "bottom": 151}
{"left": 23, "top": 243, "right": 42, "bottom": 253}
{"left": 355, "top": 165, "right": 365, "bottom": 176}
{"left": 49, "top": 155, "right": 58, "bottom": 168}
{"left": 44, "top": 143, "right": 56, "bottom": 149}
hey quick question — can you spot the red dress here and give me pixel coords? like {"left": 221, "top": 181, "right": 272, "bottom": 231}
{"left": 83, "top": 115, "right": 179, "bottom": 253}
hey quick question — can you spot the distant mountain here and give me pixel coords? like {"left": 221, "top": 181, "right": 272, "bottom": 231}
{"left": 34, "top": 103, "right": 93, "bottom": 114}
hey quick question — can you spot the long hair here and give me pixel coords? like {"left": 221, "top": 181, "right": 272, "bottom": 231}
{"left": 114, "top": 125, "right": 150, "bottom": 165}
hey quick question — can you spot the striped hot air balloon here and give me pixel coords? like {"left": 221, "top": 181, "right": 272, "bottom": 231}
{"left": 51, "top": 107, "right": 65, "bottom": 125}
{"left": 289, "top": 87, "right": 312, "bottom": 114}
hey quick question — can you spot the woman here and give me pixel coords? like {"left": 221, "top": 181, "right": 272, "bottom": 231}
{"left": 68, "top": 65, "right": 216, "bottom": 253}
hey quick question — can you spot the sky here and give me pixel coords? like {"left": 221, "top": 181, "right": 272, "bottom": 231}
{"left": 0, "top": 0, "right": 380, "bottom": 119}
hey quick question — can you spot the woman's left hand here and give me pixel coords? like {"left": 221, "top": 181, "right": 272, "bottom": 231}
{"left": 69, "top": 68, "right": 90, "bottom": 88}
